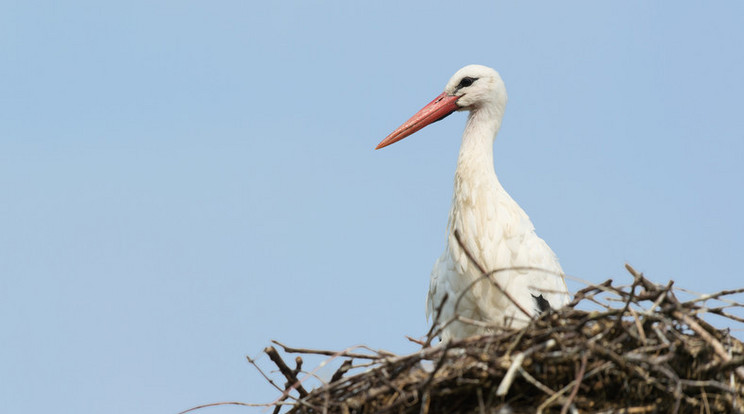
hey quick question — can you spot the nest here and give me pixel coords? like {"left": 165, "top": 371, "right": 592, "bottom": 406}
{"left": 179, "top": 261, "right": 744, "bottom": 414}
{"left": 237, "top": 263, "right": 744, "bottom": 414}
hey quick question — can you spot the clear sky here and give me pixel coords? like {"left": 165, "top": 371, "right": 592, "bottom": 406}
{"left": 2, "top": 1, "right": 743, "bottom": 413}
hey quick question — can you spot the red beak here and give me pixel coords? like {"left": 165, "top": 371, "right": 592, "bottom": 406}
{"left": 375, "top": 92, "right": 460, "bottom": 150}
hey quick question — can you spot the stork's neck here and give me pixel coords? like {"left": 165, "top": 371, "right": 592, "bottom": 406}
{"left": 449, "top": 104, "right": 507, "bottom": 268}
{"left": 455, "top": 105, "right": 503, "bottom": 181}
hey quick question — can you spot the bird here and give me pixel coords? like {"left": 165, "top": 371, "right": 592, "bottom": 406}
{"left": 376, "top": 65, "right": 570, "bottom": 340}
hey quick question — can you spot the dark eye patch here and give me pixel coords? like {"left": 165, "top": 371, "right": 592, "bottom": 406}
{"left": 457, "top": 77, "right": 478, "bottom": 89}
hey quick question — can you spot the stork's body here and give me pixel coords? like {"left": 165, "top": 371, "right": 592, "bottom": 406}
{"left": 377, "top": 65, "right": 569, "bottom": 340}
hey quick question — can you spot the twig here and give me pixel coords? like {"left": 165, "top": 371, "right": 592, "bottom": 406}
{"left": 272, "top": 340, "right": 390, "bottom": 360}
{"left": 421, "top": 340, "right": 452, "bottom": 390}
{"left": 247, "top": 355, "right": 285, "bottom": 393}
{"left": 561, "top": 352, "right": 588, "bottom": 414}
{"left": 496, "top": 352, "right": 525, "bottom": 396}
{"left": 497, "top": 339, "right": 556, "bottom": 396}
{"left": 424, "top": 292, "right": 448, "bottom": 347}
{"left": 330, "top": 359, "right": 353, "bottom": 383}
{"left": 265, "top": 346, "right": 309, "bottom": 398}
{"left": 518, "top": 367, "right": 557, "bottom": 396}
{"left": 177, "top": 401, "right": 275, "bottom": 414}
{"left": 678, "top": 287, "right": 744, "bottom": 306}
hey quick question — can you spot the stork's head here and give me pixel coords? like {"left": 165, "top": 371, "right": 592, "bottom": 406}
{"left": 376, "top": 64, "right": 507, "bottom": 150}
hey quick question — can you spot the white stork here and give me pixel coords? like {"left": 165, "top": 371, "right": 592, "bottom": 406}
{"left": 376, "top": 65, "right": 569, "bottom": 340}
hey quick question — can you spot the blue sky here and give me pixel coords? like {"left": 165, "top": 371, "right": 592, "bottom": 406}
{"left": 2, "top": 1, "right": 743, "bottom": 413}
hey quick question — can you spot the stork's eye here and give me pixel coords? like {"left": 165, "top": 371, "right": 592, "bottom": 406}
{"left": 457, "top": 77, "right": 477, "bottom": 88}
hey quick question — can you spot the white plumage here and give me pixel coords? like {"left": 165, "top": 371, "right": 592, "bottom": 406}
{"left": 377, "top": 65, "right": 569, "bottom": 340}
